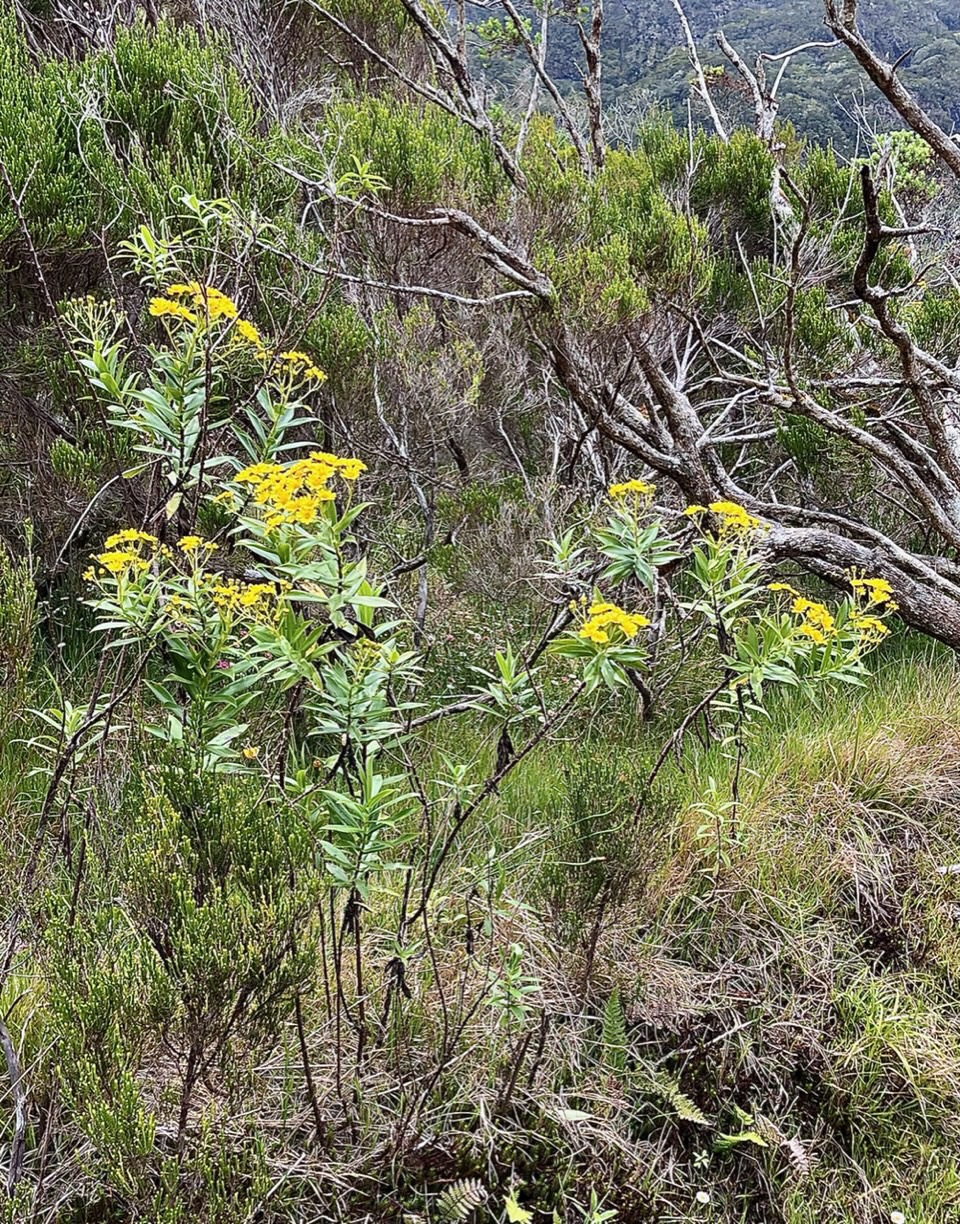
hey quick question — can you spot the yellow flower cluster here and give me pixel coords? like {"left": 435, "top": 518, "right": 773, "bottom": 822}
{"left": 849, "top": 572, "right": 898, "bottom": 610}
{"left": 147, "top": 282, "right": 327, "bottom": 385}
{"left": 685, "top": 501, "right": 763, "bottom": 534}
{"left": 277, "top": 350, "right": 327, "bottom": 383}
{"left": 149, "top": 283, "right": 240, "bottom": 326}
{"left": 85, "top": 529, "right": 159, "bottom": 580}
{"left": 769, "top": 583, "right": 843, "bottom": 645}
{"left": 166, "top": 282, "right": 238, "bottom": 320}
{"left": 575, "top": 600, "right": 650, "bottom": 645}
{"left": 209, "top": 579, "right": 282, "bottom": 617}
{"left": 792, "top": 596, "right": 836, "bottom": 645}
{"left": 608, "top": 478, "right": 655, "bottom": 500}
{"left": 104, "top": 529, "right": 158, "bottom": 550}
{"left": 149, "top": 297, "right": 197, "bottom": 324}
{"left": 767, "top": 577, "right": 895, "bottom": 646}
{"left": 309, "top": 451, "right": 366, "bottom": 480}
{"left": 178, "top": 534, "right": 218, "bottom": 556}
{"left": 849, "top": 614, "right": 890, "bottom": 643}
{"left": 230, "top": 322, "right": 326, "bottom": 383}
{"left": 86, "top": 550, "right": 149, "bottom": 577}
{"left": 235, "top": 318, "right": 262, "bottom": 348}
{"left": 234, "top": 452, "right": 367, "bottom": 529}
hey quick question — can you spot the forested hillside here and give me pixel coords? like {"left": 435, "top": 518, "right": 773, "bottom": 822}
{"left": 466, "top": 0, "right": 960, "bottom": 144}
{"left": 2, "top": 0, "right": 960, "bottom": 1221}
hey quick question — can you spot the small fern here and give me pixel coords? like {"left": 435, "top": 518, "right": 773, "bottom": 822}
{"left": 436, "top": 1178, "right": 487, "bottom": 1221}
{"left": 755, "top": 1115, "right": 812, "bottom": 1177}
{"left": 646, "top": 1070, "right": 710, "bottom": 1125}
{"left": 601, "top": 988, "right": 628, "bottom": 1073}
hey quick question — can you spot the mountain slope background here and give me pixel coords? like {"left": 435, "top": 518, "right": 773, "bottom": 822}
{"left": 464, "top": 0, "right": 960, "bottom": 146}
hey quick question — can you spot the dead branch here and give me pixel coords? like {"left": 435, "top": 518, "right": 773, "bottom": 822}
{"left": 824, "top": 0, "right": 960, "bottom": 179}
{"left": 0, "top": 1016, "right": 25, "bottom": 1196}
{"left": 670, "top": 0, "right": 728, "bottom": 142}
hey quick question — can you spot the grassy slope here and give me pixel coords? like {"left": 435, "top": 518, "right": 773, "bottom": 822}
{"left": 418, "top": 637, "right": 960, "bottom": 1220}
{"left": 5, "top": 623, "right": 960, "bottom": 1221}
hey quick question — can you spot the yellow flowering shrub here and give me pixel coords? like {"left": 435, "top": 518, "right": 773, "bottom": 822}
{"left": 143, "top": 280, "right": 326, "bottom": 386}
{"left": 576, "top": 600, "right": 650, "bottom": 644}
{"left": 685, "top": 500, "right": 764, "bottom": 535}
{"left": 552, "top": 595, "right": 651, "bottom": 690}
{"left": 608, "top": 478, "right": 655, "bottom": 502}
{"left": 230, "top": 453, "right": 366, "bottom": 530}
{"left": 766, "top": 572, "right": 897, "bottom": 654}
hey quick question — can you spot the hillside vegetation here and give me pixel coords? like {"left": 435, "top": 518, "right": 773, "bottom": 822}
{"left": 466, "top": 0, "right": 960, "bottom": 144}
{"left": 1, "top": 1, "right": 960, "bottom": 1221}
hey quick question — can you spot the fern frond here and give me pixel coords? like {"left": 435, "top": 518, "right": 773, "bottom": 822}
{"left": 601, "top": 987, "right": 628, "bottom": 1073}
{"left": 755, "top": 1114, "right": 812, "bottom": 1178}
{"left": 647, "top": 1069, "right": 710, "bottom": 1125}
{"left": 785, "top": 1134, "right": 812, "bottom": 1177}
{"left": 436, "top": 1178, "right": 487, "bottom": 1221}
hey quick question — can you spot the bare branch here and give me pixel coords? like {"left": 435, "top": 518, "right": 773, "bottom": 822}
{"left": 577, "top": 0, "right": 605, "bottom": 170}
{"left": 497, "top": 0, "right": 592, "bottom": 174}
{"left": 761, "top": 39, "right": 839, "bottom": 63}
{"left": 670, "top": 0, "right": 728, "bottom": 142}
{"left": 824, "top": 0, "right": 960, "bottom": 179}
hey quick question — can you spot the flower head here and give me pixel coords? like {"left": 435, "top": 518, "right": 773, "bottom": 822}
{"left": 231, "top": 453, "right": 364, "bottom": 527}
{"left": 797, "top": 622, "right": 827, "bottom": 645}
{"left": 234, "top": 318, "right": 262, "bottom": 347}
{"left": 708, "top": 500, "right": 762, "bottom": 534}
{"left": 199, "top": 286, "right": 237, "bottom": 320}
{"left": 850, "top": 571, "right": 897, "bottom": 607}
{"left": 577, "top": 600, "right": 650, "bottom": 644}
{"left": 851, "top": 614, "right": 891, "bottom": 643}
{"left": 275, "top": 350, "right": 326, "bottom": 384}
{"left": 792, "top": 597, "right": 835, "bottom": 634}
{"left": 91, "top": 549, "right": 149, "bottom": 575}
{"left": 103, "top": 529, "right": 158, "bottom": 550}
{"left": 165, "top": 282, "right": 237, "bottom": 320}
{"left": 608, "top": 478, "right": 655, "bottom": 500}
{"left": 149, "top": 297, "right": 197, "bottom": 324}
{"left": 178, "top": 534, "right": 217, "bottom": 555}
{"left": 336, "top": 457, "right": 366, "bottom": 480}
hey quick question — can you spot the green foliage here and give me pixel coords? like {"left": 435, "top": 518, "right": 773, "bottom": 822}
{"left": 122, "top": 775, "right": 318, "bottom": 1047}
{"left": 593, "top": 488, "right": 682, "bottom": 588}
{"left": 436, "top": 1178, "right": 488, "bottom": 1221}
{"left": 0, "top": 545, "right": 36, "bottom": 717}
{"left": 5, "top": 2, "right": 960, "bottom": 1218}
{"left": 488, "top": 942, "right": 539, "bottom": 1030}
{"left": 691, "top": 129, "right": 774, "bottom": 242}
{"left": 314, "top": 761, "right": 414, "bottom": 898}
{"left": 471, "top": 15, "right": 532, "bottom": 64}
{"left": 527, "top": 747, "right": 648, "bottom": 943}
{"left": 645, "top": 1069, "right": 711, "bottom": 1127}
{"left": 601, "top": 988, "right": 628, "bottom": 1074}
{"left": 530, "top": 138, "right": 712, "bottom": 322}
{"left": 0, "top": 9, "right": 287, "bottom": 248}
{"left": 324, "top": 0, "right": 419, "bottom": 37}
{"left": 300, "top": 93, "right": 507, "bottom": 208}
